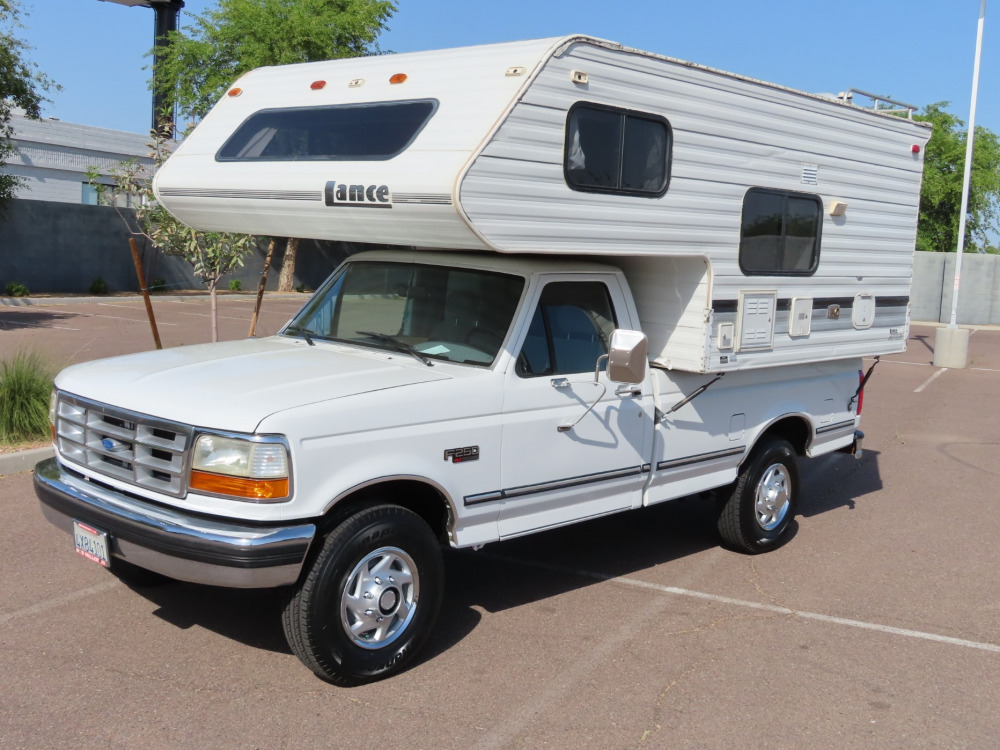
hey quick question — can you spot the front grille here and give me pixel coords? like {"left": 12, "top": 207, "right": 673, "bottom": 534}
{"left": 55, "top": 394, "right": 193, "bottom": 498}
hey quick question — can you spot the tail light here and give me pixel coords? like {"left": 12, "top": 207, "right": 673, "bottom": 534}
{"left": 856, "top": 369, "right": 865, "bottom": 415}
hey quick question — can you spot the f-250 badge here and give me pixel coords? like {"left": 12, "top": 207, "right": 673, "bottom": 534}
{"left": 444, "top": 446, "right": 479, "bottom": 463}
{"left": 324, "top": 181, "right": 391, "bottom": 208}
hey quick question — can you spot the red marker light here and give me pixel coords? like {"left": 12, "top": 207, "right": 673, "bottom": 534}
{"left": 911, "top": 144, "right": 921, "bottom": 154}
{"left": 856, "top": 369, "right": 865, "bottom": 415}
{"left": 310, "top": 80, "right": 326, "bottom": 90}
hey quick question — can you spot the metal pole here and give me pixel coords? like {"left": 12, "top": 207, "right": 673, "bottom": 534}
{"left": 948, "top": 0, "right": 987, "bottom": 328}
{"left": 151, "top": 0, "right": 185, "bottom": 137}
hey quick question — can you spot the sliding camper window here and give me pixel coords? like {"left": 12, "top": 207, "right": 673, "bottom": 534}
{"left": 564, "top": 103, "right": 671, "bottom": 197}
{"left": 739, "top": 188, "right": 822, "bottom": 276}
{"left": 216, "top": 100, "right": 437, "bottom": 162}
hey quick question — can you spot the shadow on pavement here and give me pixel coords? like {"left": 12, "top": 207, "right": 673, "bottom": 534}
{"left": 0, "top": 310, "right": 79, "bottom": 330}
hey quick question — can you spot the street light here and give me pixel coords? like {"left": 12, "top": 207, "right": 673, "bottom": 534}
{"left": 934, "top": 0, "right": 987, "bottom": 368}
{"left": 98, "top": 0, "right": 185, "bottom": 137}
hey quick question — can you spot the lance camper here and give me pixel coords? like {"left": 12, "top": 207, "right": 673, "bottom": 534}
{"left": 35, "top": 36, "right": 931, "bottom": 684}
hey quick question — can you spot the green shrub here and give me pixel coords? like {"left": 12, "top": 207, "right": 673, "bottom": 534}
{"left": 228, "top": 279, "right": 242, "bottom": 291}
{"left": 4, "top": 280, "right": 29, "bottom": 297}
{"left": 89, "top": 277, "right": 109, "bottom": 295}
{"left": 0, "top": 352, "right": 54, "bottom": 443}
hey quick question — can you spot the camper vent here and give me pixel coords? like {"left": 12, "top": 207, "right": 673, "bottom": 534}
{"left": 801, "top": 164, "right": 819, "bottom": 185}
{"left": 571, "top": 70, "right": 589, "bottom": 85}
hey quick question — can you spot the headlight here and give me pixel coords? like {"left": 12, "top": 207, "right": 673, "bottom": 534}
{"left": 189, "top": 434, "right": 290, "bottom": 501}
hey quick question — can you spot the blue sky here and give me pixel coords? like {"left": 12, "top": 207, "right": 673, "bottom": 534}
{"left": 16, "top": 0, "right": 999, "bottom": 136}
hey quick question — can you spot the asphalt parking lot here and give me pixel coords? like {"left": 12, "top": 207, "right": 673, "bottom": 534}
{"left": 1, "top": 297, "right": 998, "bottom": 749}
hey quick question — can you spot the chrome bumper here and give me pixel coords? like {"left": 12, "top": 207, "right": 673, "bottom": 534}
{"left": 34, "top": 458, "right": 316, "bottom": 588}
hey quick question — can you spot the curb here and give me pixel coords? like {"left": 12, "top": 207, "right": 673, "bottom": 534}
{"left": 0, "top": 446, "right": 53, "bottom": 476}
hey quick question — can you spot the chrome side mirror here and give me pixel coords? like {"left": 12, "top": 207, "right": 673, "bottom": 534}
{"left": 607, "top": 329, "right": 648, "bottom": 384}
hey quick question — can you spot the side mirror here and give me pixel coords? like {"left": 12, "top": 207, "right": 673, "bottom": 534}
{"left": 607, "top": 329, "right": 648, "bottom": 384}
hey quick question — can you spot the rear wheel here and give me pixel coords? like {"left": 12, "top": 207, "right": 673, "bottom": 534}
{"left": 717, "top": 437, "right": 799, "bottom": 554}
{"left": 281, "top": 504, "right": 443, "bottom": 685}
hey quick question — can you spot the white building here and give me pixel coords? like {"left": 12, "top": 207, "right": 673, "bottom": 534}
{"left": 4, "top": 109, "right": 153, "bottom": 204}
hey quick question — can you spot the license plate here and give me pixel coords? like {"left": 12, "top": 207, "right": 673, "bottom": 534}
{"left": 73, "top": 520, "right": 110, "bottom": 568}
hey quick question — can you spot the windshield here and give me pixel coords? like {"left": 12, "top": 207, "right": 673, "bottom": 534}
{"left": 284, "top": 260, "right": 526, "bottom": 366}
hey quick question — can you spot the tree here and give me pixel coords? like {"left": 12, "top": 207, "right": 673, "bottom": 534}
{"left": 0, "top": 0, "right": 58, "bottom": 211}
{"left": 914, "top": 102, "right": 1000, "bottom": 253}
{"left": 95, "top": 130, "right": 257, "bottom": 342}
{"left": 154, "top": 0, "right": 397, "bottom": 290}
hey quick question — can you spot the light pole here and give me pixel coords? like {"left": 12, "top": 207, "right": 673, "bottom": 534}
{"left": 934, "top": 0, "right": 988, "bottom": 369}
{"left": 98, "top": 0, "right": 185, "bottom": 137}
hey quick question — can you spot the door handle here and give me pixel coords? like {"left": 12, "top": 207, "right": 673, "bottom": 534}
{"left": 615, "top": 385, "right": 642, "bottom": 397}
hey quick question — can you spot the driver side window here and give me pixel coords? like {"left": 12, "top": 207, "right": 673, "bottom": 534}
{"left": 517, "top": 281, "right": 618, "bottom": 377}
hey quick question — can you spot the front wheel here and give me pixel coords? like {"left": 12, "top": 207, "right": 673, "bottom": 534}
{"left": 281, "top": 504, "right": 444, "bottom": 685}
{"left": 717, "top": 437, "right": 799, "bottom": 554}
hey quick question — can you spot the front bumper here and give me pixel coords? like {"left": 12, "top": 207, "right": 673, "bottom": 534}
{"left": 34, "top": 457, "right": 316, "bottom": 588}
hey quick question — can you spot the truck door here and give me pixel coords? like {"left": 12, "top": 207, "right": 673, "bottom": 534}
{"left": 497, "top": 276, "right": 650, "bottom": 538}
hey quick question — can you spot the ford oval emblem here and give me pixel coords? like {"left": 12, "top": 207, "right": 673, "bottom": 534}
{"left": 101, "top": 437, "right": 126, "bottom": 452}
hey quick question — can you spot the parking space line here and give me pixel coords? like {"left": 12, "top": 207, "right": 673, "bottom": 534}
{"left": 488, "top": 554, "right": 1000, "bottom": 655}
{"left": 0, "top": 579, "right": 118, "bottom": 627}
{"left": 914, "top": 368, "right": 948, "bottom": 393}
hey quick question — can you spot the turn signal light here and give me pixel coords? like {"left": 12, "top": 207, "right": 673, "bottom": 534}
{"left": 190, "top": 470, "right": 289, "bottom": 501}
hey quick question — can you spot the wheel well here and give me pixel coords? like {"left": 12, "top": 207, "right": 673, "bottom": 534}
{"left": 758, "top": 416, "right": 811, "bottom": 456}
{"left": 319, "top": 480, "right": 452, "bottom": 544}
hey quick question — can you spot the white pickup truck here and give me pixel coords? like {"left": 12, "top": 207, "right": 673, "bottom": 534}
{"left": 35, "top": 248, "right": 865, "bottom": 685}
{"left": 37, "top": 34, "right": 925, "bottom": 684}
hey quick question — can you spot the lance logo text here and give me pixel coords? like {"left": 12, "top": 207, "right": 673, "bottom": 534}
{"left": 324, "top": 181, "right": 392, "bottom": 208}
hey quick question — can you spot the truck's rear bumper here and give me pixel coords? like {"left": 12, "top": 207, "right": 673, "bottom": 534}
{"left": 34, "top": 457, "right": 316, "bottom": 588}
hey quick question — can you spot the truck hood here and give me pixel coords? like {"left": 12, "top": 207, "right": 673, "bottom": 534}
{"left": 55, "top": 337, "right": 453, "bottom": 433}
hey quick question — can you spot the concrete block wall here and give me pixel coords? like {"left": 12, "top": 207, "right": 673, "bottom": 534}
{"left": 912, "top": 251, "right": 1000, "bottom": 325}
{"left": 0, "top": 199, "right": 358, "bottom": 295}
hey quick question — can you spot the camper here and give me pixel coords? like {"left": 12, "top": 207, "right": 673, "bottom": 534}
{"left": 35, "top": 36, "right": 931, "bottom": 685}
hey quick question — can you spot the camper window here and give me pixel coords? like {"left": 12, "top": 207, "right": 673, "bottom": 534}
{"left": 564, "top": 103, "right": 670, "bottom": 197}
{"left": 738, "top": 188, "right": 822, "bottom": 276}
{"left": 216, "top": 100, "right": 437, "bottom": 162}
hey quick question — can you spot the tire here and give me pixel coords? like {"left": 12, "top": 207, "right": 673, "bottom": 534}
{"left": 717, "top": 437, "right": 799, "bottom": 554}
{"left": 281, "top": 504, "right": 444, "bottom": 685}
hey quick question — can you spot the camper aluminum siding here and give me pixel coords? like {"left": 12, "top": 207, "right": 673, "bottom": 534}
{"left": 457, "top": 38, "right": 931, "bottom": 372}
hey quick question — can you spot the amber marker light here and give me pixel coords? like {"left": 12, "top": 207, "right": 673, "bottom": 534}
{"left": 227, "top": 87, "right": 243, "bottom": 97}
{"left": 190, "top": 470, "right": 289, "bottom": 501}
{"left": 389, "top": 73, "right": 408, "bottom": 84}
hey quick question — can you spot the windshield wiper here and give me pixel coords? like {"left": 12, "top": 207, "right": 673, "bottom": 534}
{"left": 358, "top": 331, "right": 434, "bottom": 366}
{"left": 284, "top": 325, "right": 316, "bottom": 346}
